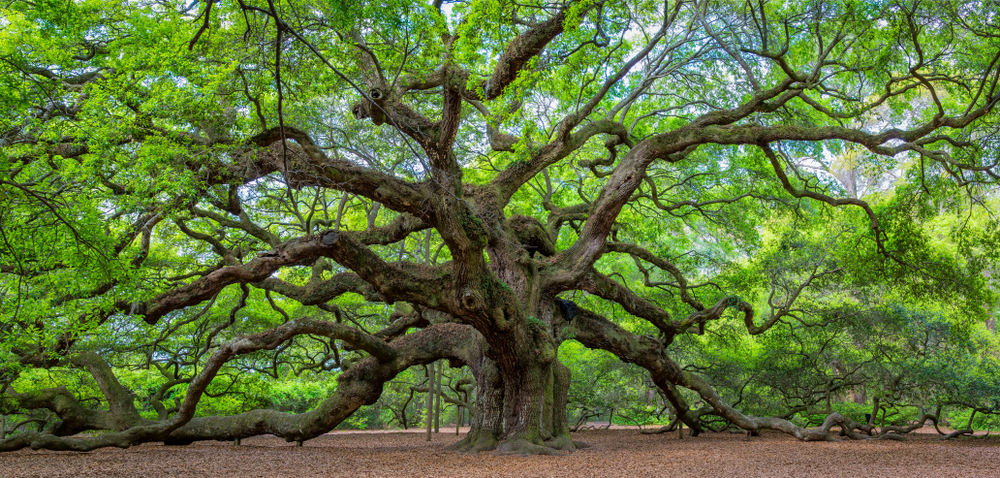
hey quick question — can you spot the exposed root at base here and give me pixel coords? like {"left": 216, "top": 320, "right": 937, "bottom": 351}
{"left": 493, "top": 438, "right": 568, "bottom": 456}
{"left": 543, "top": 434, "right": 577, "bottom": 452}
{"left": 448, "top": 430, "right": 581, "bottom": 455}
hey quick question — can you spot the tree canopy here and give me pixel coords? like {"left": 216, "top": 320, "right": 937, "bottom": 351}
{"left": 1, "top": 0, "right": 999, "bottom": 453}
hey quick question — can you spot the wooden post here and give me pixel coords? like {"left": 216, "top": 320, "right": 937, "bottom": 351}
{"left": 434, "top": 361, "right": 442, "bottom": 433}
{"left": 425, "top": 363, "right": 434, "bottom": 441}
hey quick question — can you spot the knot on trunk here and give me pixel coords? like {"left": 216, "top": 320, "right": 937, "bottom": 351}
{"left": 557, "top": 299, "right": 578, "bottom": 321}
{"left": 321, "top": 230, "right": 339, "bottom": 246}
{"left": 459, "top": 288, "right": 484, "bottom": 311}
{"left": 351, "top": 88, "right": 386, "bottom": 126}
{"left": 508, "top": 215, "right": 555, "bottom": 257}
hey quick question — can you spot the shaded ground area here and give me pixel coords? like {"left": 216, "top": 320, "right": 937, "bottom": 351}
{"left": 2, "top": 427, "right": 998, "bottom": 478}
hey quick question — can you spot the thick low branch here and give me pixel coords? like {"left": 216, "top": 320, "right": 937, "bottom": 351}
{"left": 578, "top": 269, "right": 676, "bottom": 338}
{"left": 1, "top": 321, "right": 474, "bottom": 451}
{"left": 246, "top": 127, "right": 434, "bottom": 222}
{"left": 161, "top": 323, "right": 474, "bottom": 444}
{"left": 69, "top": 352, "right": 147, "bottom": 431}
{"left": 254, "top": 272, "right": 380, "bottom": 306}
{"left": 137, "top": 230, "right": 452, "bottom": 325}
{"left": 564, "top": 303, "right": 874, "bottom": 442}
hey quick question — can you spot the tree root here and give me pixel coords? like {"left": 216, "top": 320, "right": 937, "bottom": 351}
{"left": 679, "top": 373, "right": 876, "bottom": 442}
{"left": 640, "top": 417, "right": 679, "bottom": 435}
{"left": 543, "top": 434, "right": 577, "bottom": 451}
{"left": 446, "top": 432, "right": 498, "bottom": 453}
{"left": 449, "top": 431, "right": 580, "bottom": 455}
{"left": 494, "top": 438, "right": 568, "bottom": 456}
{"left": 940, "top": 429, "right": 974, "bottom": 440}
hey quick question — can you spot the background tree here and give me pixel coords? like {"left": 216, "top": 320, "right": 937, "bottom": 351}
{"left": 1, "top": 0, "right": 999, "bottom": 453}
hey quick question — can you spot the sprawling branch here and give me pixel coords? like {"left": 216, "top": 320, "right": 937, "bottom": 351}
{"left": 577, "top": 269, "right": 676, "bottom": 338}
{"left": 546, "top": 87, "right": 997, "bottom": 288}
{"left": 492, "top": 119, "right": 630, "bottom": 205}
{"left": 483, "top": 6, "right": 576, "bottom": 100}
{"left": 1, "top": 321, "right": 473, "bottom": 451}
{"left": 246, "top": 127, "right": 435, "bottom": 222}
{"left": 605, "top": 242, "right": 705, "bottom": 310}
{"left": 564, "top": 303, "right": 874, "bottom": 441}
{"left": 136, "top": 230, "right": 451, "bottom": 325}
{"left": 254, "top": 272, "right": 379, "bottom": 306}
{"left": 759, "top": 143, "right": 883, "bottom": 248}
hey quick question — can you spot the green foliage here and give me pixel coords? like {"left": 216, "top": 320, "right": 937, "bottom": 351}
{"left": 2, "top": 0, "right": 999, "bottom": 448}
{"left": 561, "top": 340, "right": 668, "bottom": 426}
{"left": 268, "top": 378, "right": 333, "bottom": 414}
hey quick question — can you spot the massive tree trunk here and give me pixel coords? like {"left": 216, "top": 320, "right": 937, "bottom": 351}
{"left": 450, "top": 320, "right": 574, "bottom": 453}
{"left": 454, "top": 347, "right": 504, "bottom": 452}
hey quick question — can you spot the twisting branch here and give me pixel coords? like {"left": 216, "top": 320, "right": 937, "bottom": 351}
{"left": 563, "top": 302, "right": 874, "bottom": 441}
{"left": 135, "top": 229, "right": 452, "bottom": 325}
{"left": 246, "top": 127, "right": 435, "bottom": 221}
{"left": 2, "top": 320, "right": 473, "bottom": 451}
{"left": 759, "top": 143, "right": 884, "bottom": 251}
{"left": 482, "top": 4, "right": 584, "bottom": 100}
{"left": 605, "top": 242, "right": 705, "bottom": 311}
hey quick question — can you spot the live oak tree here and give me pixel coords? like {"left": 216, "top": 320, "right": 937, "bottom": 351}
{"left": 2, "top": 0, "right": 999, "bottom": 453}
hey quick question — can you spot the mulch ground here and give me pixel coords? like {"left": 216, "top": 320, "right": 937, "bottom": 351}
{"left": 2, "top": 427, "right": 998, "bottom": 478}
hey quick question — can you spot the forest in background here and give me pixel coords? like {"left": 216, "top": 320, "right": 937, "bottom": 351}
{"left": 2, "top": 0, "right": 999, "bottom": 452}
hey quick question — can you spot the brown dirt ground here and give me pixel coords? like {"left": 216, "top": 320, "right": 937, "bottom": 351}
{"left": 2, "top": 427, "right": 998, "bottom": 478}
